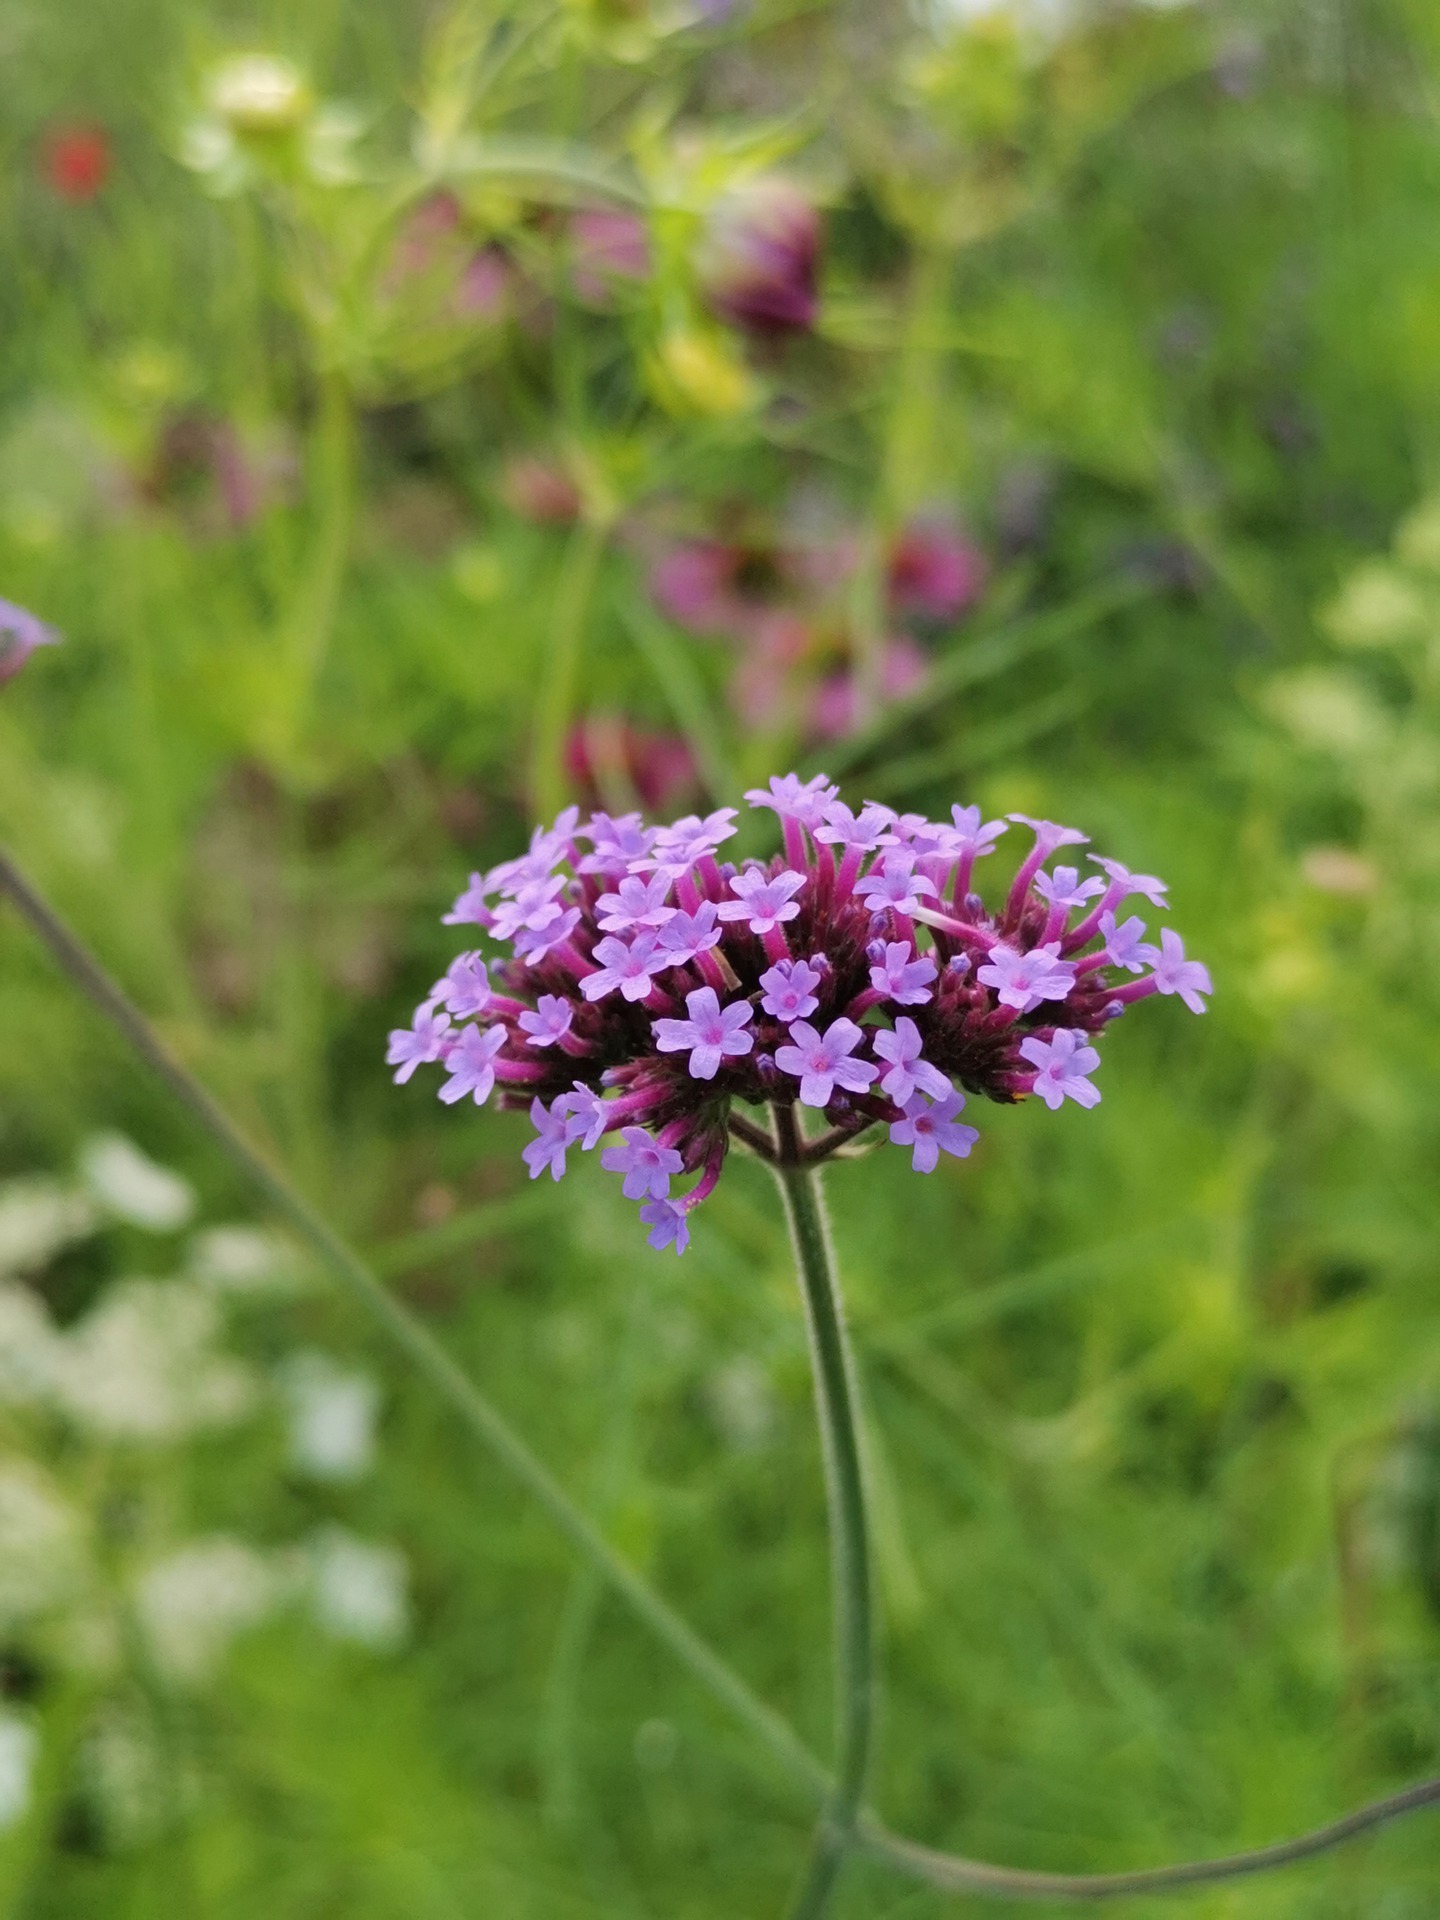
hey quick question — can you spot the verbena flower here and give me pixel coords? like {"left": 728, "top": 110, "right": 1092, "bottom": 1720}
{"left": 695, "top": 178, "right": 821, "bottom": 337}
{"left": 388, "top": 783, "right": 1211, "bottom": 1254}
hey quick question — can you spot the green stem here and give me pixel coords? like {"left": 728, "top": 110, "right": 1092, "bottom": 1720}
{"left": 283, "top": 368, "right": 356, "bottom": 760}
{"left": 772, "top": 1107, "right": 874, "bottom": 1919}
{"left": 530, "top": 515, "right": 610, "bottom": 820}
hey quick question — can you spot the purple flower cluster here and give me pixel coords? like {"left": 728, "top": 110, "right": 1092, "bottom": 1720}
{"left": 388, "top": 777, "right": 1211, "bottom": 1254}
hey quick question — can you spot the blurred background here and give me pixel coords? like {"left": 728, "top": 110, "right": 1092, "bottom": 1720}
{"left": 2, "top": 0, "right": 1439, "bottom": 1912}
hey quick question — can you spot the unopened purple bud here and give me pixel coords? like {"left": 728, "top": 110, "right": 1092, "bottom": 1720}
{"left": 947, "top": 955, "right": 971, "bottom": 977}
{"left": 0, "top": 600, "right": 61, "bottom": 685}
{"left": 1103, "top": 1000, "right": 1124, "bottom": 1020}
{"left": 866, "top": 939, "right": 887, "bottom": 963}
{"left": 964, "top": 893, "right": 985, "bottom": 918}
{"left": 695, "top": 177, "right": 820, "bottom": 338}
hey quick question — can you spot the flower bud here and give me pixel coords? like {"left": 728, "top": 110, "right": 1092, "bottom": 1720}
{"left": 208, "top": 55, "right": 311, "bottom": 135}
{"left": 695, "top": 179, "right": 820, "bottom": 337}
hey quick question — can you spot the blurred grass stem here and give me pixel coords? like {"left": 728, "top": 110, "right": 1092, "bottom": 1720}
{"left": 772, "top": 1106, "right": 874, "bottom": 1917}
{"left": 531, "top": 515, "right": 611, "bottom": 820}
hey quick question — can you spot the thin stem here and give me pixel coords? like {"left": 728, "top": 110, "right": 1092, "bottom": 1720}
{"left": 530, "top": 515, "right": 610, "bottom": 821}
{"left": 0, "top": 847, "right": 828, "bottom": 1808}
{"left": 772, "top": 1107, "right": 874, "bottom": 1919}
{"left": 4, "top": 848, "right": 1439, "bottom": 1905}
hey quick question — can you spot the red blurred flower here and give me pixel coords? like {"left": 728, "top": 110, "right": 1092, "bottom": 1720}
{"left": 811, "top": 637, "right": 929, "bottom": 741}
{"left": 43, "top": 123, "right": 111, "bottom": 202}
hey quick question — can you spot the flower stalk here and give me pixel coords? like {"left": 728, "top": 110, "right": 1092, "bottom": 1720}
{"left": 772, "top": 1108, "right": 874, "bottom": 1919}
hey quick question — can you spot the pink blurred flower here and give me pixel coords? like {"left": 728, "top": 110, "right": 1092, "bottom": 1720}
{"left": 649, "top": 539, "right": 785, "bottom": 635}
{"left": 455, "top": 246, "right": 514, "bottom": 320}
{"left": 500, "top": 456, "right": 583, "bottom": 525}
{"left": 887, "top": 519, "right": 987, "bottom": 624}
{"left": 730, "top": 610, "right": 812, "bottom": 729}
{"left": 811, "top": 637, "right": 929, "bottom": 741}
{"left": 570, "top": 208, "right": 650, "bottom": 304}
{"left": 565, "top": 718, "right": 699, "bottom": 813}
{"left": 696, "top": 179, "right": 821, "bottom": 338}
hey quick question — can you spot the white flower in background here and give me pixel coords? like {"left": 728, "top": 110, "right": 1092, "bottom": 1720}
{"left": 80, "top": 1135, "right": 195, "bottom": 1234}
{"left": 48, "top": 1279, "right": 257, "bottom": 1443}
{"left": 305, "top": 1528, "right": 408, "bottom": 1651}
{"left": 0, "top": 1713, "right": 38, "bottom": 1831}
{"left": 0, "top": 1285, "right": 61, "bottom": 1405}
{"left": 187, "top": 1225, "right": 300, "bottom": 1298}
{"left": 0, "top": 1460, "right": 87, "bottom": 1626}
{"left": 277, "top": 1351, "right": 379, "bottom": 1483}
{"left": 206, "top": 54, "right": 311, "bottom": 132}
{"left": 0, "top": 1178, "right": 96, "bottom": 1277}
{"left": 135, "top": 1537, "right": 283, "bottom": 1683}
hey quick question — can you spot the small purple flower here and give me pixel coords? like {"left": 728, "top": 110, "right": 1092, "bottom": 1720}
{"left": 601, "top": 1126, "right": 684, "bottom": 1200}
{"left": 0, "top": 600, "right": 61, "bottom": 684}
{"left": 386, "top": 1006, "right": 452, "bottom": 1084}
{"left": 814, "top": 803, "right": 897, "bottom": 853}
{"left": 869, "top": 942, "right": 937, "bottom": 1006}
{"left": 1033, "top": 867, "right": 1106, "bottom": 913}
{"left": 949, "top": 805, "right": 1008, "bottom": 861}
{"left": 872, "top": 1018, "right": 951, "bottom": 1105}
{"left": 653, "top": 987, "right": 755, "bottom": 1081}
{"left": 513, "top": 906, "right": 581, "bottom": 963}
{"left": 522, "top": 1095, "right": 578, "bottom": 1179}
{"left": 745, "top": 772, "right": 839, "bottom": 828}
{"left": 854, "top": 855, "right": 936, "bottom": 917}
{"left": 718, "top": 867, "right": 807, "bottom": 935}
{"left": 759, "top": 956, "right": 823, "bottom": 1021}
{"left": 775, "top": 1018, "right": 879, "bottom": 1108}
{"left": 889, "top": 1090, "right": 979, "bottom": 1173}
{"left": 442, "top": 872, "right": 493, "bottom": 927}
{"left": 1099, "top": 912, "right": 1148, "bottom": 973}
{"left": 577, "top": 811, "right": 656, "bottom": 874}
{"left": 645, "top": 809, "right": 739, "bottom": 871}
{"left": 437, "top": 953, "right": 491, "bottom": 1019}
{"left": 518, "top": 995, "right": 575, "bottom": 1047}
{"left": 1018, "top": 1029, "right": 1101, "bottom": 1110}
{"left": 491, "top": 875, "right": 568, "bottom": 942}
{"left": 438, "top": 1024, "right": 506, "bottom": 1106}
{"left": 565, "top": 1083, "right": 610, "bottom": 1149}
{"left": 977, "top": 942, "right": 1077, "bottom": 1013}
{"left": 1137, "top": 929, "right": 1212, "bottom": 1013}
{"left": 596, "top": 872, "right": 676, "bottom": 934}
{"left": 582, "top": 931, "right": 666, "bottom": 1003}
{"left": 658, "top": 900, "right": 723, "bottom": 966}
{"left": 1010, "top": 815, "right": 1090, "bottom": 860}
{"left": 1090, "top": 857, "right": 1169, "bottom": 908}
{"left": 640, "top": 1196, "right": 691, "bottom": 1256}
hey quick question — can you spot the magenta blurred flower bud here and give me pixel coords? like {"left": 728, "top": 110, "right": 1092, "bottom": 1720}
{"left": 811, "top": 638, "right": 928, "bottom": 742}
{"left": 887, "top": 520, "right": 987, "bottom": 624}
{"left": 570, "top": 208, "right": 650, "bottom": 304}
{"left": 0, "top": 600, "right": 61, "bottom": 684}
{"left": 499, "top": 455, "right": 583, "bottom": 525}
{"left": 696, "top": 179, "right": 821, "bottom": 338}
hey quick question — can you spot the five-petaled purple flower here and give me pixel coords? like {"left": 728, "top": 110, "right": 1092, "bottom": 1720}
{"left": 1019, "top": 1029, "right": 1102, "bottom": 1110}
{"left": 889, "top": 1090, "right": 979, "bottom": 1173}
{"left": 389, "top": 780, "right": 1210, "bottom": 1253}
{"left": 775, "top": 1019, "right": 879, "bottom": 1108}
{"left": 601, "top": 1127, "right": 684, "bottom": 1200}
{"left": 759, "top": 956, "right": 824, "bottom": 1022}
{"left": 439, "top": 1025, "right": 506, "bottom": 1106}
{"left": 653, "top": 987, "right": 755, "bottom": 1081}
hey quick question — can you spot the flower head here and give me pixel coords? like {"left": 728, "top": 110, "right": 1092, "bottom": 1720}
{"left": 696, "top": 178, "right": 821, "bottom": 337}
{"left": 391, "top": 776, "right": 1209, "bottom": 1252}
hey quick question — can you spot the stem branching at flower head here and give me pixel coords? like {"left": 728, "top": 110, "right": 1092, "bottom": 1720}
{"left": 5, "top": 841, "right": 1440, "bottom": 1908}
